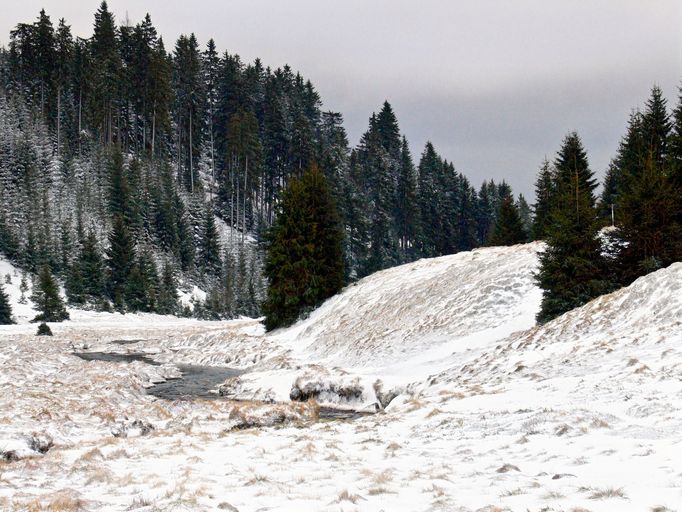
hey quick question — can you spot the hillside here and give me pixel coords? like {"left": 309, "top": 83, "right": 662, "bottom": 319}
{"left": 1, "top": 243, "right": 681, "bottom": 511}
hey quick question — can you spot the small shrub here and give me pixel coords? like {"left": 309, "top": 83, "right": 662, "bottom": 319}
{"left": 37, "top": 322, "right": 53, "bottom": 336}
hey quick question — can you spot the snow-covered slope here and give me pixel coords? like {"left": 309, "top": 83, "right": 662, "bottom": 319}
{"left": 2, "top": 244, "right": 682, "bottom": 511}
{"left": 281, "top": 242, "right": 543, "bottom": 369}
{"left": 220, "top": 242, "right": 543, "bottom": 407}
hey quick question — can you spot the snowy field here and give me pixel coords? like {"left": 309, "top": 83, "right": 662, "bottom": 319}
{"left": 1, "top": 244, "right": 681, "bottom": 511}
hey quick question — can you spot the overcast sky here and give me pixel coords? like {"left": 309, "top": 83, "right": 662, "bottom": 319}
{"left": 2, "top": 0, "right": 681, "bottom": 197}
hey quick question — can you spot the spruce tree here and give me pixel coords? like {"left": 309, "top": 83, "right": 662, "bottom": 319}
{"left": 516, "top": 194, "right": 533, "bottom": 239}
{"left": 536, "top": 132, "right": 613, "bottom": 323}
{"left": 531, "top": 158, "right": 555, "bottom": 240}
{"left": 157, "top": 261, "right": 179, "bottom": 315}
{"left": 80, "top": 229, "right": 104, "bottom": 299}
{"left": 616, "top": 86, "right": 680, "bottom": 282}
{"left": 395, "top": 137, "right": 420, "bottom": 261}
{"left": 668, "top": 88, "right": 682, "bottom": 257}
{"left": 489, "top": 196, "right": 527, "bottom": 246}
{"left": 107, "top": 215, "right": 136, "bottom": 310}
{"left": 125, "top": 250, "right": 159, "bottom": 312}
{"left": 263, "top": 165, "right": 344, "bottom": 330}
{"left": 89, "top": 1, "right": 122, "bottom": 145}
{"left": 0, "top": 284, "right": 14, "bottom": 324}
{"left": 199, "top": 204, "right": 221, "bottom": 274}
{"left": 32, "top": 265, "right": 69, "bottom": 322}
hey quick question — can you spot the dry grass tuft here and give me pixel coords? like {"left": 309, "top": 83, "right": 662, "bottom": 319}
{"left": 423, "top": 484, "right": 445, "bottom": 497}
{"left": 368, "top": 487, "right": 395, "bottom": 495}
{"left": 77, "top": 448, "right": 103, "bottom": 462}
{"left": 335, "top": 489, "right": 365, "bottom": 504}
{"left": 22, "top": 491, "right": 87, "bottom": 511}
{"left": 500, "top": 488, "right": 524, "bottom": 497}
{"left": 587, "top": 487, "right": 627, "bottom": 500}
{"left": 426, "top": 408, "right": 442, "bottom": 418}
{"left": 543, "top": 491, "right": 565, "bottom": 499}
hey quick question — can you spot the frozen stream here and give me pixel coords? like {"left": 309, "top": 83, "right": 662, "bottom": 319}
{"left": 74, "top": 351, "right": 369, "bottom": 419}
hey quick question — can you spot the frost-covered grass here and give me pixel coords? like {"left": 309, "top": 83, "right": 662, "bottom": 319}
{"left": 1, "top": 247, "right": 681, "bottom": 511}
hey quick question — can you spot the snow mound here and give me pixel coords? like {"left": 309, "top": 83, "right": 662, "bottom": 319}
{"left": 222, "top": 242, "right": 544, "bottom": 409}
{"left": 280, "top": 242, "right": 543, "bottom": 370}
{"left": 434, "top": 260, "right": 682, "bottom": 390}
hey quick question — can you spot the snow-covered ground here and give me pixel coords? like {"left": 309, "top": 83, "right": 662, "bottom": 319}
{"left": 1, "top": 244, "right": 681, "bottom": 511}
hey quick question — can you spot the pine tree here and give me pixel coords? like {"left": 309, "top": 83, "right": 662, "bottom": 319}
{"left": 516, "top": 194, "right": 532, "bottom": 239}
{"left": 489, "top": 196, "right": 527, "bottom": 246}
{"left": 157, "top": 261, "right": 179, "bottom": 314}
{"left": 125, "top": 250, "right": 159, "bottom": 312}
{"left": 532, "top": 159, "right": 555, "bottom": 240}
{"left": 536, "top": 132, "right": 613, "bottom": 323}
{"left": 417, "top": 142, "right": 442, "bottom": 257}
{"left": 395, "top": 137, "right": 420, "bottom": 261}
{"left": 668, "top": 87, "right": 682, "bottom": 257}
{"left": 80, "top": 229, "right": 104, "bottom": 299}
{"left": 597, "top": 162, "right": 620, "bottom": 225}
{"left": 263, "top": 165, "right": 344, "bottom": 330}
{"left": 0, "top": 284, "right": 14, "bottom": 324}
{"left": 89, "top": 1, "right": 122, "bottom": 145}
{"left": 32, "top": 265, "right": 69, "bottom": 322}
{"left": 107, "top": 215, "right": 136, "bottom": 310}
{"left": 199, "top": 204, "right": 221, "bottom": 274}
{"left": 616, "top": 86, "right": 680, "bottom": 283}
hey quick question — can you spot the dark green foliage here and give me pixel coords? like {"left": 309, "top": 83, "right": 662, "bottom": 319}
{"left": 669, "top": 88, "right": 682, "bottom": 256}
{"left": 489, "top": 196, "right": 527, "bottom": 246}
{"left": 66, "top": 229, "right": 105, "bottom": 304}
{"left": 395, "top": 137, "right": 419, "bottom": 261}
{"left": 125, "top": 250, "right": 159, "bottom": 312}
{"left": 106, "top": 215, "right": 136, "bottom": 310}
{"left": 531, "top": 159, "right": 555, "bottom": 240}
{"left": 32, "top": 265, "right": 69, "bottom": 322}
{"left": 263, "top": 165, "right": 345, "bottom": 331}
{"left": 516, "top": 194, "right": 532, "bottom": 239}
{"left": 199, "top": 204, "right": 221, "bottom": 275}
{"left": 156, "top": 261, "right": 179, "bottom": 315}
{"left": 89, "top": 1, "right": 122, "bottom": 145}
{"left": 536, "top": 132, "right": 613, "bottom": 324}
{"left": 0, "top": 284, "right": 13, "bottom": 324}
{"left": 597, "top": 162, "right": 620, "bottom": 225}
{"left": 36, "top": 322, "right": 52, "bottom": 336}
{"left": 614, "top": 87, "right": 680, "bottom": 283}
{"left": 617, "top": 155, "right": 680, "bottom": 281}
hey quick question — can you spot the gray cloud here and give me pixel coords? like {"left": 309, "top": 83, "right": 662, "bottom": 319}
{"left": 2, "top": 0, "right": 680, "bottom": 197}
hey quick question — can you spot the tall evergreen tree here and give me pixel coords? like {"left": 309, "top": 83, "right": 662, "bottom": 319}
{"left": 199, "top": 203, "right": 221, "bottom": 274}
{"left": 616, "top": 88, "right": 679, "bottom": 282}
{"left": 536, "top": 132, "right": 613, "bottom": 323}
{"left": 531, "top": 159, "right": 555, "bottom": 240}
{"left": 32, "top": 265, "right": 69, "bottom": 322}
{"left": 157, "top": 261, "right": 179, "bottom": 314}
{"left": 106, "top": 215, "right": 136, "bottom": 309}
{"left": 395, "top": 137, "right": 419, "bottom": 261}
{"left": 489, "top": 196, "right": 527, "bottom": 246}
{"left": 516, "top": 194, "right": 532, "bottom": 239}
{"left": 89, "top": 1, "right": 121, "bottom": 145}
{"left": 0, "top": 284, "right": 13, "bottom": 324}
{"left": 263, "top": 165, "right": 344, "bottom": 331}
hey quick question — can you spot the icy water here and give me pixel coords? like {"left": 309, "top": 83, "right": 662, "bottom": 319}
{"left": 148, "top": 364, "right": 242, "bottom": 400}
{"left": 74, "top": 351, "right": 161, "bottom": 366}
{"left": 74, "top": 352, "right": 239, "bottom": 399}
{"left": 74, "top": 351, "right": 369, "bottom": 420}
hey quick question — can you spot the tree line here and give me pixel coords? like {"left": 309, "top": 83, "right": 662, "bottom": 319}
{"left": 0, "top": 2, "right": 534, "bottom": 325}
{"left": 533, "top": 85, "right": 681, "bottom": 323}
